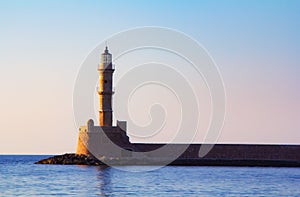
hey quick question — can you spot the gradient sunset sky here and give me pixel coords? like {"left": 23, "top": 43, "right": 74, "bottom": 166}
{"left": 0, "top": 0, "right": 299, "bottom": 154}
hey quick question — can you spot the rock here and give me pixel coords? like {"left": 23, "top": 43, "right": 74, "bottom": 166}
{"left": 35, "top": 153, "right": 105, "bottom": 166}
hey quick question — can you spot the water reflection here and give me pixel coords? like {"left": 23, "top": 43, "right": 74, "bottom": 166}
{"left": 96, "top": 166, "right": 112, "bottom": 196}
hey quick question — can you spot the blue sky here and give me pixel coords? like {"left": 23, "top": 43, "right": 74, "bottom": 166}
{"left": 0, "top": 0, "right": 299, "bottom": 154}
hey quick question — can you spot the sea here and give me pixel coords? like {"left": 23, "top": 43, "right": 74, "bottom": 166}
{"left": 0, "top": 155, "right": 300, "bottom": 196}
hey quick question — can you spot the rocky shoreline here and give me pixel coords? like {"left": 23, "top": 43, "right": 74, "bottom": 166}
{"left": 35, "top": 153, "right": 300, "bottom": 167}
{"left": 35, "top": 154, "right": 104, "bottom": 166}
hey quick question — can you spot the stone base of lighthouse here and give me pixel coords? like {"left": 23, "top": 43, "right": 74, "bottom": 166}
{"left": 75, "top": 119, "right": 131, "bottom": 157}
{"left": 76, "top": 134, "right": 91, "bottom": 155}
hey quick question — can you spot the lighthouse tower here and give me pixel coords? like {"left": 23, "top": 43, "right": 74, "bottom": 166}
{"left": 98, "top": 46, "right": 114, "bottom": 126}
{"left": 76, "top": 46, "right": 130, "bottom": 155}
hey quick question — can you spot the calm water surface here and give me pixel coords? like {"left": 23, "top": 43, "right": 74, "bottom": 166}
{"left": 0, "top": 155, "right": 299, "bottom": 196}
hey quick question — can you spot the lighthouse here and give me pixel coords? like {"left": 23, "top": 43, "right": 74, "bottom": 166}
{"left": 76, "top": 46, "right": 129, "bottom": 155}
{"left": 98, "top": 46, "right": 114, "bottom": 126}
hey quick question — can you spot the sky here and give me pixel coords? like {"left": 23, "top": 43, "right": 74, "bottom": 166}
{"left": 0, "top": 0, "right": 299, "bottom": 154}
